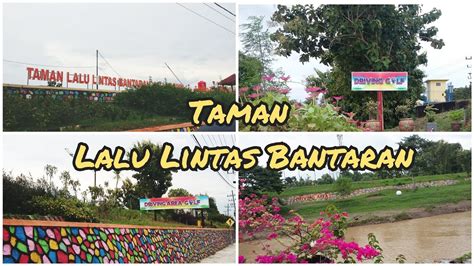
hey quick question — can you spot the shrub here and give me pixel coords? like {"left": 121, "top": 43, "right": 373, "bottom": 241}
{"left": 334, "top": 177, "right": 353, "bottom": 196}
{"left": 449, "top": 109, "right": 464, "bottom": 122}
{"left": 30, "top": 196, "right": 96, "bottom": 222}
{"left": 114, "top": 83, "right": 235, "bottom": 119}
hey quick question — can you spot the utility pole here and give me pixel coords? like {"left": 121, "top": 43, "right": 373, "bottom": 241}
{"left": 96, "top": 49, "right": 99, "bottom": 90}
{"left": 228, "top": 190, "right": 236, "bottom": 217}
{"left": 165, "top": 62, "right": 184, "bottom": 86}
{"left": 466, "top": 56, "right": 472, "bottom": 89}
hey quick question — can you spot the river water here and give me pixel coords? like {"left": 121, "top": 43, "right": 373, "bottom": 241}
{"left": 345, "top": 211, "right": 471, "bottom": 263}
{"left": 239, "top": 212, "right": 471, "bottom": 263}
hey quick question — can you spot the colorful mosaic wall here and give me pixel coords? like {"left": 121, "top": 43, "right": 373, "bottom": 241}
{"left": 3, "top": 85, "right": 117, "bottom": 102}
{"left": 3, "top": 223, "right": 234, "bottom": 263}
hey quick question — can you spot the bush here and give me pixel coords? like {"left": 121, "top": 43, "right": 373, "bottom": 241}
{"left": 3, "top": 84, "right": 235, "bottom": 130}
{"left": 30, "top": 196, "right": 96, "bottom": 222}
{"left": 449, "top": 109, "right": 464, "bottom": 122}
{"left": 114, "top": 83, "right": 235, "bottom": 119}
{"left": 334, "top": 177, "right": 353, "bottom": 196}
{"left": 3, "top": 172, "right": 50, "bottom": 214}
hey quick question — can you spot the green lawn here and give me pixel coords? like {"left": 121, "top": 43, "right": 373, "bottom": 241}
{"left": 287, "top": 180, "right": 471, "bottom": 220}
{"left": 63, "top": 115, "right": 189, "bottom": 131}
{"left": 276, "top": 173, "right": 468, "bottom": 198}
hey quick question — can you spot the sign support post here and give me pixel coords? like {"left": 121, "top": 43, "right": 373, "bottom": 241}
{"left": 377, "top": 91, "right": 384, "bottom": 131}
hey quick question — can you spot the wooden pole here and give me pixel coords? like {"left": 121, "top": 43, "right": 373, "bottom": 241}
{"left": 377, "top": 91, "right": 384, "bottom": 131}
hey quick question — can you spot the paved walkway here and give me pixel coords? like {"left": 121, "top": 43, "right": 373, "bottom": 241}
{"left": 200, "top": 243, "right": 236, "bottom": 263}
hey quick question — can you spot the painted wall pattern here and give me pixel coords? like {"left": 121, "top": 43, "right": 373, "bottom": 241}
{"left": 3, "top": 223, "right": 234, "bottom": 263}
{"left": 4, "top": 86, "right": 117, "bottom": 102}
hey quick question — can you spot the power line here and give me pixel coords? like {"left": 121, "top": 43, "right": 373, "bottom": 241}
{"left": 165, "top": 62, "right": 184, "bottom": 85}
{"left": 176, "top": 3, "right": 234, "bottom": 35}
{"left": 98, "top": 51, "right": 122, "bottom": 77}
{"left": 203, "top": 3, "right": 234, "bottom": 22}
{"left": 191, "top": 134, "right": 235, "bottom": 188}
{"left": 3, "top": 59, "right": 95, "bottom": 69}
{"left": 214, "top": 3, "right": 235, "bottom": 17}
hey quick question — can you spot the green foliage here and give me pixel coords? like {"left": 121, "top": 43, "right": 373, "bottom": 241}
{"left": 448, "top": 109, "right": 464, "bottom": 122}
{"left": 3, "top": 171, "right": 50, "bottom": 214}
{"left": 271, "top": 5, "right": 444, "bottom": 128}
{"left": 365, "top": 100, "right": 379, "bottom": 120}
{"left": 30, "top": 196, "right": 96, "bottom": 222}
{"left": 394, "top": 99, "right": 414, "bottom": 118}
{"left": 240, "top": 166, "right": 284, "bottom": 197}
{"left": 292, "top": 179, "right": 471, "bottom": 218}
{"left": 454, "top": 87, "right": 471, "bottom": 101}
{"left": 240, "top": 16, "right": 274, "bottom": 73}
{"left": 288, "top": 103, "right": 360, "bottom": 131}
{"left": 130, "top": 141, "right": 176, "bottom": 198}
{"left": 398, "top": 135, "right": 471, "bottom": 176}
{"left": 3, "top": 83, "right": 234, "bottom": 131}
{"left": 239, "top": 52, "right": 264, "bottom": 88}
{"left": 452, "top": 252, "right": 471, "bottom": 263}
{"left": 319, "top": 173, "right": 335, "bottom": 184}
{"left": 276, "top": 172, "right": 468, "bottom": 198}
{"left": 168, "top": 188, "right": 192, "bottom": 197}
{"left": 424, "top": 104, "right": 438, "bottom": 122}
{"left": 334, "top": 177, "right": 353, "bottom": 196}
{"left": 368, "top": 233, "right": 385, "bottom": 263}
{"left": 114, "top": 83, "right": 234, "bottom": 119}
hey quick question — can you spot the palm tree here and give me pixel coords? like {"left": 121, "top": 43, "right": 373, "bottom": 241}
{"left": 113, "top": 170, "right": 122, "bottom": 190}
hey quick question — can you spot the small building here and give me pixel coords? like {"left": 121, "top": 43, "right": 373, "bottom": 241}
{"left": 218, "top": 74, "right": 235, "bottom": 92}
{"left": 425, "top": 79, "right": 449, "bottom": 103}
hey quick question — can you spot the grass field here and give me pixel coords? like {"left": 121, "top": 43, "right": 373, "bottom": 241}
{"left": 64, "top": 115, "right": 189, "bottom": 131}
{"left": 288, "top": 180, "right": 471, "bottom": 220}
{"left": 276, "top": 173, "right": 468, "bottom": 198}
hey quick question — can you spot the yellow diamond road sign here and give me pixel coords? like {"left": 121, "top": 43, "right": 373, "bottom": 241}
{"left": 226, "top": 218, "right": 234, "bottom": 227}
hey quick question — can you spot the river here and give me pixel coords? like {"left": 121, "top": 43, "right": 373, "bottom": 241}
{"left": 239, "top": 211, "right": 471, "bottom": 263}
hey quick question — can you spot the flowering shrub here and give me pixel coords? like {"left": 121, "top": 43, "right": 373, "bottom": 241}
{"left": 239, "top": 178, "right": 383, "bottom": 263}
{"left": 239, "top": 77, "right": 360, "bottom": 131}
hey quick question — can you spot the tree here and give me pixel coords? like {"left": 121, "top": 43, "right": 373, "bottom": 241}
{"left": 168, "top": 188, "right": 192, "bottom": 197}
{"left": 239, "top": 52, "right": 264, "bottom": 88}
{"left": 239, "top": 166, "right": 284, "bottom": 197}
{"left": 334, "top": 177, "right": 352, "bottom": 196}
{"left": 59, "top": 171, "right": 72, "bottom": 195}
{"left": 271, "top": 5, "right": 444, "bottom": 127}
{"left": 119, "top": 178, "right": 140, "bottom": 210}
{"left": 44, "top": 164, "right": 58, "bottom": 193}
{"left": 130, "top": 141, "right": 175, "bottom": 198}
{"left": 240, "top": 16, "right": 275, "bottom": 76}
{"left": 113, "top": 170, "right": 121, "bottom": 190}
{"left": 318, "top": 173, "right": 335, "bottom": 184}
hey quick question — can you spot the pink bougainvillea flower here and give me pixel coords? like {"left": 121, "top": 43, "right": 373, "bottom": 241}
{"left": 279, "top": 88, "right": 290, "bottom": 95}
{"left": 319, "top": 89, "right": 328, "bottom": 94}
{"left": 280, "top": 75, "right": 291, "bottom": 81}
{"left": 248, "top": 93, "right": 261, "bottom": 99}
{"left": 253, "top": 85, "right": 262, "bottom": 92}
{"left": 333, "top": 95, "right": 344, "bottom": 101}
{"left": 305, "top": 87, "right": 322, "bottom": 93}
{"left": 262, "top": 74, "right": 275, "bottom": 82}
{"left": 266, "top": 232, "right": 278, "bottom": 240}
{"left": 239, "top": 87, "right": 249, "bottom": 94}
{"left": 239, "top": 256, "right": 246, "bottom": 263}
